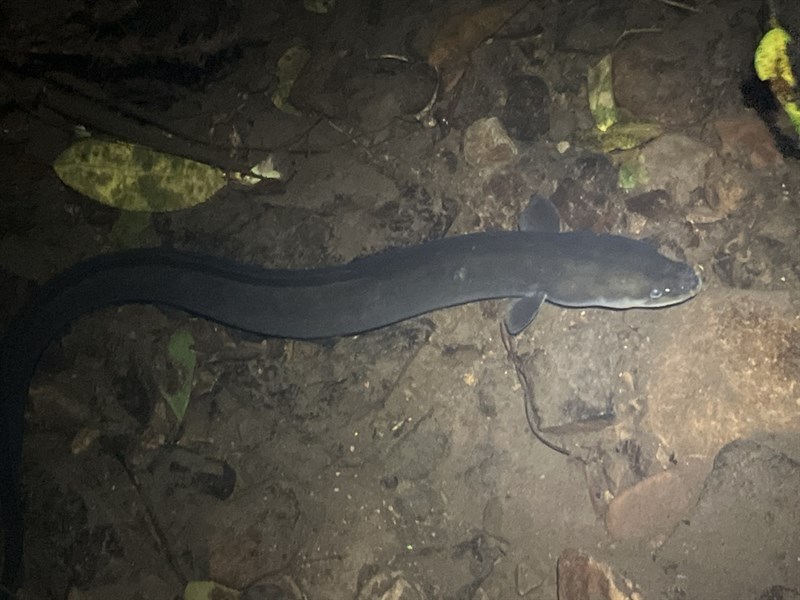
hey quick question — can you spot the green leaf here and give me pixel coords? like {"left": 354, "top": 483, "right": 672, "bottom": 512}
{"left": 53, "top": 138, "right": 227, "bottom": 212}
{"left": 160, "top": 330, "right": 197, "bottom": 422}
{"left": 109, "top": 211, "right": 160, "bottom": 249}
{"left": 618, "top": 158, "right": 648, "bottom": 190}
{"left": 577, "top": 120, "right": 663, "bottom": 153}
{"left": 587, "top": 54, "right": 619, "bottom": 132}
{"left": 184, "top": 580, "right": 240, "bottom": 600}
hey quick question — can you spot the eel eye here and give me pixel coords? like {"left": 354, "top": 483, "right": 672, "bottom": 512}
{"left": 649, "top": 288, "right": 663, "bottom": 299}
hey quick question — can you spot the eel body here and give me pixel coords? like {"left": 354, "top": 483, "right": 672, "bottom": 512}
{"left": 0, "top": 229, "right": 700, "bottom": 589}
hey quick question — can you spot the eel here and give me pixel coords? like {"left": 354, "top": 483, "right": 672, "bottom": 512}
{"left": 0, "top": 199, "right": 701, "bottom": 591}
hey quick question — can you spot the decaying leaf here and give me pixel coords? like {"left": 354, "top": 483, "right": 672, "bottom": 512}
{"left": 272, "top": 45, "right": 312, "bottom": 115}
{"left": 303, "top": 0, "right": 335, "bottom": 14}
{"left": 588, "top": 54, "right": 619, "bottom": 132}
{"left": 53, "top": 138, "right": 227, "bottom": 212}
{"left": 427, "top": 0, "right": 525, "bottom": 91}
{"left": 582, "top": 55, "right": 662, "bottom": 152}
{"left": 580, "top": 120, "right": 663, "bottom": 153}
{"left": 617, "top": 157, "right": 649, "bottom": 190}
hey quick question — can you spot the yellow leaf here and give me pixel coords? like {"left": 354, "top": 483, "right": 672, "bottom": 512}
{"left": 754, "top": 27, "right": 794, "bottom": 86}
{"left": 754, "top": 27, "right": 800, "bottom": 135}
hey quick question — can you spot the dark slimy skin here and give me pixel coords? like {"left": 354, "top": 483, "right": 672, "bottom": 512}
{"left": 0, "top": 230, "right": 700, "bottom": 590}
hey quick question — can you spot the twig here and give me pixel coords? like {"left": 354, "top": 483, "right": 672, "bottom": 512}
{"left": 652, "top": 0, "right": 701, "bottom": 13}
{"left": 499, "top": 325, "right": 570, "bottom": 457}
{"left": 615, "top": 27, "right": 663, "bottom": 46}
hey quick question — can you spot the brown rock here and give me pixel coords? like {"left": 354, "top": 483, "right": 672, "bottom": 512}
{"left": 714, "top": 117, "right": 783, "bottom": 168}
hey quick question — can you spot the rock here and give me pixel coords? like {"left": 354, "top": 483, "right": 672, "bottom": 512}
{"left": 205, "top": 483, "right": 308, "bottom": 587}
{"left": 515, "top": 562, "right": 545, "bottom": 595}
{"left": 148, "top": 447, "right": 236, "bottom": 500}
{"left": 548, "top": 103, "right": 578, "bottom": 143}
{"left": 656, "top": 440, "right": 800, "bottom": 598}
{"left": 605, "top": 467, "right": 704, "bottom": 540}
{"left": 612, "top": 20, "right": 720, "bottom": 127}
{"left": 291, "top": 53, "right": 436, "bottom": 132}
{"left": 507, "top": 308, "right": 632, "bottom": 433}
{"left": 557, "top": 550, "right": 643, "bottom": 600}
{"left": 550, "top": 173, "right": 617, "bottom": 233}
{"left": 701, "top": 160, "right": 750, "bottom": 221}
{"left": 356, "top": 570, "right": 427, "bottom": 600}
{"left": 561, "top": 8, "right": 625, "bottom": 52}
{"left": 758, "top": 586, "right": 800, "bottom": 600}
{"left": 643, "top": 289, "right": 800, "bottom": 461}
{"left": 242, "top": 579, "right": 302, "bottom": 600}
{"left": 501, "top": 75, "right": 551, "bottom": 141}
{"left": 714, "top": 117, "right": 783, "bottom": 168}
{"left": 624, "top": 190, "right": 676, "bottom": 222}
{"left": 385, "top": 428, "right": 449, "bottom": 480}
{"left": 636, "top": 134, "right": 715, "bottom": 203}
{"left": 481, "top": 496, "right": 504, "bottom": 539}
{"left": 463, "top": 117, "right": 518, "bottom": 170}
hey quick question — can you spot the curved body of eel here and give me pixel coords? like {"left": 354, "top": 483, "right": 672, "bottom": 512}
{"left": 0, "top": 229, "right": 700, "bottom": 590}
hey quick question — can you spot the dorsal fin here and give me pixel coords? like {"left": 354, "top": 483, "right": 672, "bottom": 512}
{"left": 517, "top": 194, "right": 562, "bottom": 233}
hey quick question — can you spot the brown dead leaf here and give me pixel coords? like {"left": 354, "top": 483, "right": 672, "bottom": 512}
{"left": 427, "top": 0, "right": 526, "bottom": 91}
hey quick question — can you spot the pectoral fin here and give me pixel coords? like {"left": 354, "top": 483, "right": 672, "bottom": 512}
{"left": 504, "top": 292, "right": 546, "bottom": 335}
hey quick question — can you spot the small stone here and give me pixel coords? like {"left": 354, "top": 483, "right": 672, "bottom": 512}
{"left": 463, "top": 117, "right": 518, "bottom": 170}
{"left": 501, "top": 75, "right": 551, "bottom": 141}
{"left": 557, "top": 550, "right": 643, "bottom": 600}
{"left": 515, "top": 562, "right": 545, "bottom": 595}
